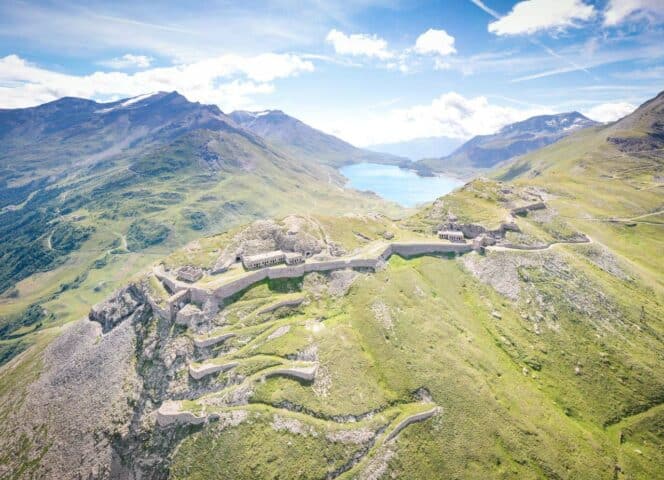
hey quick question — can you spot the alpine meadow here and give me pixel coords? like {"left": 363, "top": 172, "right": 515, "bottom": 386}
{"left": 0, "top": 1, "right": 662, "bottom": 479}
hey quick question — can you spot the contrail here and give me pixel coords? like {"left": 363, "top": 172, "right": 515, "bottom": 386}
{"left": 468, "top": 0, "right": 594, "bottom": 79}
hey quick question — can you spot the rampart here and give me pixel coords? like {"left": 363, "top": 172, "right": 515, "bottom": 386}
{"left": 194, "top": 332, "right": 236, "bottom": 349}
{"left": 156, "top": 401, "right": 207, "bottom": 427}
{"left": 385, "top": 407, "right": 439, "bottom": 441}
{"left": 157, "top": 241, "right": 474, "bottom": 306}
{"left": 189, "top": 361, "right": 239, "bottom": 380}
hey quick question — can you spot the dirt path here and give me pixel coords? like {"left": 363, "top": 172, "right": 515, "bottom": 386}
{"left": 487, "top": 236, "right": 592, "bottom": 253}
{"left": 626, "top": 209, "right": 664, "bottom": 221}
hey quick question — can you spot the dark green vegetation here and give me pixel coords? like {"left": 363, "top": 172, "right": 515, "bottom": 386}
{"left": 0, "top": 92, "right": 401, "bottom": 360}
{"left": 126, "top": 219, "right": 171, "bottom": 251}
{"left": 0, "top": 91, "right": 662, "bottom": 479}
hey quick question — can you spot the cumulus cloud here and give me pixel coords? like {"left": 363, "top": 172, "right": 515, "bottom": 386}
{"left": 325, "top": 29, "right": 392, "bottom": 59}
{"left": 488, "top": 0, "right": 596, "bottom": 35}
{"left": 584, "top": 102, "right": 636, "bottom": 123}
{"left": 309, "top": 92, "right": 551, "bottom": 146}
{"left": 98, "top": 54, "right": 153, "bottom": 69}
{"left": 603, "top": 0, "right": 664, "bottom": 26}
{"left": 0, "top": 53, "right": 314, "bottom": 110}
{"left": 414, "top": 29, "right": 456, "bottom": 57}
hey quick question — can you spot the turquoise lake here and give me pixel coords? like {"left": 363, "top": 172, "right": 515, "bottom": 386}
{"left": 339, "top": 163, "right": 464, "bottom": 208}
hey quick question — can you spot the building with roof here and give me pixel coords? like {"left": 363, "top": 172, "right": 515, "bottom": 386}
{"left": 437, "top": 230, "right": 465, "bottom": 243}
{"left": 177, "top": 265, "right": 204, "bottom": 283}
{"left": 242, "top": 250, "right": 287, "bottom": 270}
{"left": 285, "top": 252, "right": 304, "bottom": 265}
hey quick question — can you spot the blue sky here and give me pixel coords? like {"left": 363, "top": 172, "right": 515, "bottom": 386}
{"left": 0, "top": 0, "right": 662, "bottom": 146}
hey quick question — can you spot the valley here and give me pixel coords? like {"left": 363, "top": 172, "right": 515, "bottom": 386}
{"left": 0, "top": 88, "right": 662, "bottom": 479}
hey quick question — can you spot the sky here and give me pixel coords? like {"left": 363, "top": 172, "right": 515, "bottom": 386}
{"left": 0, "top": 0, "right": 663, "bottom": 147}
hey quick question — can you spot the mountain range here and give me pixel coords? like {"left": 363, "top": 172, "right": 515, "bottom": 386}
{"left": 230, "top": 109, "right": 405, "bottom": 167}
{"left": 416, "top": 111, "right": 598, "bottom": 177}
{"left": 0, "top": 89, "right": 662, "bottom": 480}
{"left": 368, "top": 136, "right": 464, "bottom": 161}
{"left": 0, "top": 92, "right": 402, "bottom": 347}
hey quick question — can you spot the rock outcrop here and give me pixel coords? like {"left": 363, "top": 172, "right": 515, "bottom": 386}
{"left": 89, "top": 285, "right": 145, "bottom": 333}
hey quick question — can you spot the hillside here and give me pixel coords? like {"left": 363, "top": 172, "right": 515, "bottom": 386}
{"left": 0, "top": 93, "right": 402, "bottom": 367}
{"left": 417, "top": 111, "right": 599, "bottom": 177}
{"left": 0, "top": 92, "right": 661, "bottom": 479}
{"left": 230, "top": 110, "right": 406, "bottom": 167}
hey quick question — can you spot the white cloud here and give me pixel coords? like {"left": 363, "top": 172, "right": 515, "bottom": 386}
{"left": 613, "top": 65, "right": 664, "bottom": 80}
{"left": 0, "top": 53, "right": 314, "bottom": 110}
{"left": 603, "top": 0, "right": 664, "bottom": 26}
{"left": 307, "top": 92, "right": 551, "bottom": 146}
{"left": 325, "top": 29, "right": 393, "bottom": 59}
{"left": 584, "top": 102, "right": 636, "bottom": 123}
{"left": 414, "top": 29, "right": 456, "bottom": 57}
{"left": 488, "top": 0, "right": 596, "bottom": 35}
{"left": 99, "top": 53, "right": 153, "bottom": 69}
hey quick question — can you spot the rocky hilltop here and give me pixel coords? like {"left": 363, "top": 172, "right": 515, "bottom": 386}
{"left": 0, "top": 91, "right": 662, "bottom": 479}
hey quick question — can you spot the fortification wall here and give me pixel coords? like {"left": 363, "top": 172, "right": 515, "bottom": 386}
{"left": 189, "top": 286, "right": 212, "bottom": 305}
{"left": 258, "top": 297, "right": 305, "bottom": 315}
{"left": 265, "top": 365, "right": 317, "bottom": 382}
{"left": 162, "top": 241, "right": 475, "bottom": 305}
{"left": 212, "top": 270, "right": 268, "bottom": 300}
{"left": 146, "top": 294, "right": 171, "bottom": 322}
{"left": 266, "top": 264, "right": 306, "bottom": 279}
{"left": 391, "top": 243, "right": 471, "bottom": 257}
{"left": 194, "top": 332, "right": 236, "bottom": 349}
{"left": 385, "top": 407, "right": 439, "bottom": 441}
{"left": 156, "top": 402, "right": 207, "bottom": 427}
{"left": 189, "top": 361, "right": 239, "bottom": 380}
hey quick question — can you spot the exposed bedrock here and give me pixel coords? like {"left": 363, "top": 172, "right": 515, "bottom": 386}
{"left": 89, "top": 284, "right": 145, "bottom": 333}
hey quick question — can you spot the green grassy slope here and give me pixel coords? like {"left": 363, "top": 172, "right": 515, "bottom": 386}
{"left": 0, "top": 118, "right": 403, "bottom": 368}
{"left": 1, "top": 92, "right": 662, "bottom": 479}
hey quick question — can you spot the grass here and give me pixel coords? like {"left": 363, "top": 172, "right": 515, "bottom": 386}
{"left": 170, "top": 410, "right": 365, "bottom": 480}
{"left": 3, "top": 114, "right": 663, "bottom": 478}
{"left": 168, "top": 249, "right": 661, "bottom": 478}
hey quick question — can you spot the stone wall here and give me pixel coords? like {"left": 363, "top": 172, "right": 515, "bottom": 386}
{"left": 385, "top": 407, "right": 439, "bottom": 441}
{"left": 189, "top": 361, "right": 239, "bottom": 380}
{"left": 194, "top": 332, "right": 236, "bottom": 349}
{"left": 162, "top": 241, "right": 474, "bottom": 306}
{"left": 257, "top": 297, "right": 305, "bottom": 315}
{"left": 156, "top": 401, "right": 207, "bottom": 427}
{"left": 391, "top": 242, "right": 472, "bottom": 257}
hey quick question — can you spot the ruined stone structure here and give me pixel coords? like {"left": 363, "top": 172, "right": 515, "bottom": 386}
{"left": 284, "top": 252, "right": 304, "bottom": 265}
{"left": 437, "top": 230, "right": 466, "bottom": 242}
{"left": 177, "top": 265, "right": 203, "bottom": 283}
{"left": 472, "top": 234, "right": 496, "bottom": 252}
{"left": 511, "top": 202, "right": 546, "bottom": 216}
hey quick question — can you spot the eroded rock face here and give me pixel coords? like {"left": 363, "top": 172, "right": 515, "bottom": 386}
{"left": 4, "top": 318, "right": 141, "bottom": 480}
{"left": 230, "top": 217, "right": 325, "bottom": 257}
{"left": 89, "top": 285, "right": 144, "bottom": 333}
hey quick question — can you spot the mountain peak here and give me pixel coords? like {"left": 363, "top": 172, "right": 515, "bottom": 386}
{"left": 498, "top": 111, "right": 596, "bottom": 135}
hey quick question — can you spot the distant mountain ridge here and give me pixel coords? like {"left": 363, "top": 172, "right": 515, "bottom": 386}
{"left": 230, "top": 109, "right": 406, "bottom": 167}
{"left": 0, "top": 92, "right": 399, "bottom": 298}
{"left": 416, "top": 111, "right": 599, "bottom": 177}
{"left": 368, "top": 136, "right": 464, "bottom": 161}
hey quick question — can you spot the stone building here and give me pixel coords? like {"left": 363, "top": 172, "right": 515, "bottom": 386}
{"left": 177, "top": 265, "right": 203, "bottom": 283}
{"left": 242, "top": 250, "right": 287, "bottom": 270}
{"left": 437, "top": 230, "right": 465, "bottom": 243}
{"left": 285, "top": 252, "right": 304, "bottom": 265}
{"left": 472, "top": 234, "right": 495, "bottom": 251}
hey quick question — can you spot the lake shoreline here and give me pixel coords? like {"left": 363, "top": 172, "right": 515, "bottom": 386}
{"left": 339, "top": 162, "right": 464, "bottom": 208}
